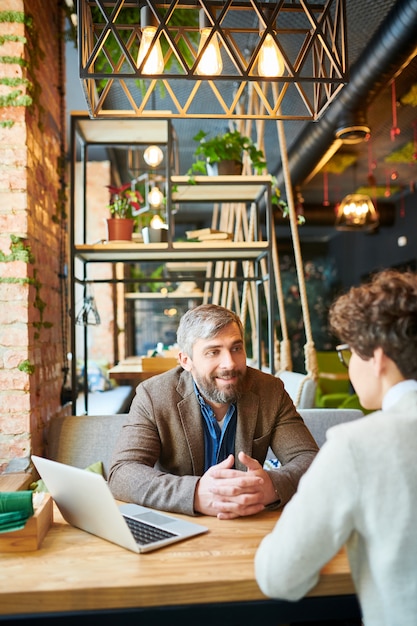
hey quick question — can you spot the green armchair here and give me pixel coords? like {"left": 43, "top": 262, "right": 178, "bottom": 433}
{"left": 315, "top": 350, "right": 351, "bottom": 408}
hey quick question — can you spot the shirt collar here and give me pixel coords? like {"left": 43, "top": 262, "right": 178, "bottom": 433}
{"left": 382, "top": 379, "right": 417, "bottom": 411}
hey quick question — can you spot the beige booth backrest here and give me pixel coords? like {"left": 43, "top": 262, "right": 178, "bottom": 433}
{"left": 46, "top": 409, "right": 364, "bottom": 479}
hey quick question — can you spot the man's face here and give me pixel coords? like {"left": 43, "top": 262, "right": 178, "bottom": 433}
{"left": 179, "top": 322, "right": 247, "bottom": 405}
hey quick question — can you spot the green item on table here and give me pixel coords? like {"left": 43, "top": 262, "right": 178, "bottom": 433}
{"left": 0, "top": 490, "right": 34, "bottom": 533}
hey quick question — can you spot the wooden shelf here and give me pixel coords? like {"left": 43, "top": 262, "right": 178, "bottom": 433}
{"left": 74, "top": 113, "right": 169, "bottom": 144}
{"left": 125, "top": 291, "right": 204, "bottom": 300}
{"left": 171, "top": 175, "right": 272, "bottom": 203}
{"left": 74, "top": 241, "right": 269, "bottom": 263}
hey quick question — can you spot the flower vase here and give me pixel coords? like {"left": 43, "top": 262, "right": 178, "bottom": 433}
{"left": 142, "top": 226, "right": 168, "bottom": 243}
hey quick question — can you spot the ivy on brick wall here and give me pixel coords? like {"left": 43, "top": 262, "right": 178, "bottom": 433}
{"left": 0, "top": 236, "right": 52, "bottom": 373}
{"left": 0, "top": 234, "right": 34, "bottom": 263}
{"left": 0, "top": 10, "right": 44, "bottom": 127}
{"left": 0, "top": 6, "right": 67, "bottom": 383}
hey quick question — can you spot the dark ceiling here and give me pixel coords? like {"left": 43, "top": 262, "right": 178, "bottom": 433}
{"left": 67, "top": 0, "right": 417, "bottom": 240}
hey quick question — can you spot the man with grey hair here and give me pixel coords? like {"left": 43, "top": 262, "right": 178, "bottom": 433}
{"left": 109, "top": 304, "right": 318, "bottom": 519}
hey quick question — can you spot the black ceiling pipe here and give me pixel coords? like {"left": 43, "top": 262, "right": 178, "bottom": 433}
{"left": 274, "top": 0, "right": 417, "bottom": 191}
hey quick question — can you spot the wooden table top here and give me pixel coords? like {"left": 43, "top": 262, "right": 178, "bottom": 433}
{"left": 0, "top": 505, "right": 354, "bottom": 617}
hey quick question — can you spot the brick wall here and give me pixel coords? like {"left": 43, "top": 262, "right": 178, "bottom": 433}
{"left": 0, "top": 0, "right": 67, "bottom": 470}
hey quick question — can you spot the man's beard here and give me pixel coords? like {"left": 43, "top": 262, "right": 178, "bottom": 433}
{"left": 194, "top": 369, "right": 245, "bottom": 404}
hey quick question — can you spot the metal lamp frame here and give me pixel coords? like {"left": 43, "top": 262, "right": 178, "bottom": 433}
{"left": 78, "top": 0, "right": 348, "bottom": 120}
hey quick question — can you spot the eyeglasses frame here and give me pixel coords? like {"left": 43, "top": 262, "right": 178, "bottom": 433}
{"left": 336, "top": 343, "right": 351, "bottom": 368}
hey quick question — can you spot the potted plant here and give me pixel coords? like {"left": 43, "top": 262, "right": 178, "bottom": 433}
{"left": 187, "top": 129, "right": 268, "bottom": 177}
{"left": 186, "top": 129, "right": 292, "bottom": 218}
{"left": 106, "top": 182, "right": 144, "bottom": 241}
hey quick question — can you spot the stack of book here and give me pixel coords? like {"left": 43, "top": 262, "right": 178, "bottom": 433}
{"left": 185, "top": 228, "right": 233, "bottom": 241}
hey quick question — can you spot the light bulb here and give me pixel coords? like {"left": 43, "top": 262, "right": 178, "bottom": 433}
{"left": 137, "top": 26, "right": 164, "bottom": 75}
{"left": 196, "top": 29, "right": 222, "bottom": 76}
{"left": 196, "top": 10, "right": 222, "bottom": 76}
{"left": 149, "top": 186, "right": 164, "bottom": 208}
{"left": 258, "top": 33, "right": 284, "bottom": 77}
{"left": 150, "top": 214, "right": 164, "bottom": 229}
{"left": 144, "top": 145, "right": 164, "bottom": 168}
{"left": 343, "top": 201, "right": 369, "bottom": 225}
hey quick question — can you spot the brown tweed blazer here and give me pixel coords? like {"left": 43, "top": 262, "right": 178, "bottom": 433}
{"left": 108, "top": 366, "right": 318, "bottom": 515}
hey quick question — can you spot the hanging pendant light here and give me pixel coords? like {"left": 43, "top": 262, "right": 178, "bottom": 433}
{"left": 144, "top": 145, "right": 164, "bottom": 168}
{"left": 148, "top": 185, "right": 164, "bottom": 208}
{"left": 257, "top": 8, "right": 284, "bottom": 77}
{"left": 150, "top": 213, "right": 165, "bottom": 229}
{"left": 137, "top": 5, "right": 164, "bottom": 75}
{"left": 257, "top": 33, "right": 285, "bottom": 77}
{"left": 335, "top": 194, "right": 379, "bottom": 232}
{"left": 80, "top": 0, "right": 348, "bottom": 120}
{"left": 196, "top": 9, "right": 222, "bottom": 76}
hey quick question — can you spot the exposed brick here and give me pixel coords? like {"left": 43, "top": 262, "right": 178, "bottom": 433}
{"left": 0, "top": 0, "right": 69, "bottom": 466}
{"left": 0, "top": 324, "right": 28, "bottom": 348}
{"left": 0, "top": 390, "right": 31, "bottom": 413}
{"left": 0, "top": 367, "right": 30, "bottom": 391}
{"left": 0, "top": 304, "right": 28, "bottom": 325}
{"left": 3, "top": 349, "right": 28, "bottom": 368}
{"left": 0, "top": 190, "right": 27, "bottom": 212}
{"left": 0, "top": 411, "right": 29, "bottom": 435}
{"left": 0, "top": 260, "right": 28, "bottom": 279}
{"left": 0, "top": 122, "right": 27, "bottom": 147}
{"left": 0, "top": 437, "right": 31, "bottom": 464}
{"left": 0, "top": 212, "right": 28, "bottom": 234}
{"left": 0, "top": 282, "right": 29, "bottom": 303}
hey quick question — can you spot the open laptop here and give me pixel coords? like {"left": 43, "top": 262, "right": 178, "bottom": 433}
{"left": 31, "top": 455, "right": 208, "bottom": 553}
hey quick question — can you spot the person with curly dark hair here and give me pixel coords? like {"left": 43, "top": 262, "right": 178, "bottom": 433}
{"left": 255, "top": 269, "right": 417, "bottom": 625}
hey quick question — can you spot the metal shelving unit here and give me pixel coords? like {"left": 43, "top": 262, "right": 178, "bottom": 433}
{"left": 70, "top": 114, "right": 275, "bottom": 414}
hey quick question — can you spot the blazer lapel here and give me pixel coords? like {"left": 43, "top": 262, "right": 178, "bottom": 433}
{"left": 235, "top": 390, "right": 259, "bottom": 470}
{"left": 175, "top": 370, "right": 260, "bottom": 474}
{"left": 176, "top": 371, "right": 206, "bottom": 476}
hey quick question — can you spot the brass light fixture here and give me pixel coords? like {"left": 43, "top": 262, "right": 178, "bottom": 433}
{"left": 335, "top": 193, "right": 379, "bottom": 232}
{"left": 78, "top": 0, "right": 348, "bottom": 120}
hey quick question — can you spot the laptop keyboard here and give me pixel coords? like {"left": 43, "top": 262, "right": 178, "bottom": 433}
{"left": 123, "top": 515, "right": 177, "bottom": 546}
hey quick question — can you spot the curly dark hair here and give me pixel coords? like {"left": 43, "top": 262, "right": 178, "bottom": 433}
{"left": 329, "top": 269, "right": 417, "bottom": 379}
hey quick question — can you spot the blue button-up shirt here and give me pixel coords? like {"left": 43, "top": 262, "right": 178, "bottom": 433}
{"left": 193, "top": 382, "right": 237, "bottom": 472}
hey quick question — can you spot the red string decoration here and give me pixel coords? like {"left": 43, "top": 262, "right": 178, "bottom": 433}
{"left": 390, "top": 81, "right": 400, "bottom": 141}
{"left": 322, "top": 170, "right": 330, "bottom": 206}
{"left": 400, "top": 187, "right": 405, "bottom": 218}
{"left": 384, "top": 171, "right": 391, "bottom": 197}
{"left": 367, "top": 136, "right": 377, "bottom": 187}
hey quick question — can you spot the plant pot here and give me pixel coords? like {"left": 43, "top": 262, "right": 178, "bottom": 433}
{"left": 206, "top": 160, "right": 243, "bottom": 176}
{"left": 106, "top": 218, "right": 134, "bottom": 241}
{"left": 142, "top": 226, "right": 168, "bottom": 244}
